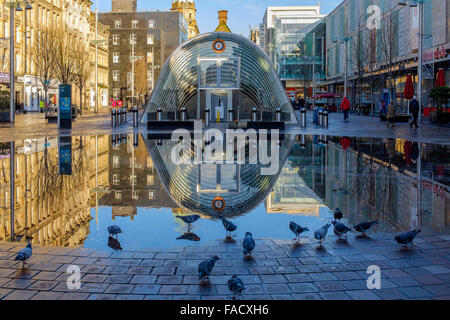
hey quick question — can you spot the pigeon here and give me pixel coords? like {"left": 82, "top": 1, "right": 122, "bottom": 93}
{"left": 107, "top": 225, "right": 122, "bottom": 238}
{"left": 243, "top": 232, "right": 256, "bottom": 256}
{"left": 177, "top": 232, "right": 201, "bottom": 242}
{"left": 333, "top": 208, "right": 343, "bottom": 221}
{"left": 228, "top": 275, "right": 245, "bottom": 300}
{"left": 198, "top": 256, "right": 220, "bottom": 281}
{"left": 15, "top": 242, "right": 32, "bottom": 267}
{"left": 332, "top": 221, "right": 352, "bottom": 239}
{"left": 395, "top": 229, "right": 421, "bottom": 248}
{"left": 107, "top": 236, "right": 123, "bottom": 251}
{"left": 354, "top": 221, "right": 378, "bottom": 236}
{"left": 314, "top": 223, "right": 331, "bottom": 248}
{"left": 289, "top": 221, "right": 309, "bottom": 243}
{"left": 220, "top": 217, "right": 237, "bottom": 238}
{"left": 177, "top": 215, "right": 200, "bottom": 230}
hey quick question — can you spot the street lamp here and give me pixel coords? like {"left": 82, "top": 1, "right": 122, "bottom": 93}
{"left": 333, "top": 37, "right": 351, "bottom": 99}
{"left": 399, "top": 0, "right": 426, "bottom": 122}
{"left": 5, "top": 1, "right": 33, "bottom": 123}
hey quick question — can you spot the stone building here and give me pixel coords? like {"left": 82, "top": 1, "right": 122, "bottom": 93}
{"left": 99, "top": 2, "right": 188, "bottom": 107}
{"left": 171, "top": 0, "right": 199, "bottom": 39}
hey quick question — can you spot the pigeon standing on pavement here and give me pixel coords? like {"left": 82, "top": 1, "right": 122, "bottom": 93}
{"left": 15, "top": 242, "right": 32, "bottom": 267}
{"left": 395, "top": 229, "right": 421, "bottom": 248}
{"left": 228, "top": 275, "right": 245, "bottom": 300}
{"left": 220, "top": 217, "right": 237, "bottom": 238}
{"left": 107, "top": 225, "right": 122, "bottom": 238}
{"left": 314, "top": 223, "right": 331, "bottom": 248}
{"left": 333, "top": 208, "right": 343, "bottom": 221}
{"left": 354, "top": 221, "right": 378, "bottom": 237}
{"left": 332, "top": 221, "right": 352, "bottom": 239}
{"left": 177, "top": 214, "right": 201, "bottom": 231}
{"left": 198, "top": 256, "right": 220, "bottom": 282}
{"left": 243, "top": 232, "right": 256, "bottom": 256}
{"left": 289, "top": 221, "right": 309, "bottom": 243}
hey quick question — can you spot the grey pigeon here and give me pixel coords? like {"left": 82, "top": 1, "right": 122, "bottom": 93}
{"left": 220, "top": 217, "right": 237, "bottom": 238}
{"left": 332, "top": 221, "right": 352, "bottom": 239}
{"left": 108, "top": 225, "right": 122, "bottom": 238}
{"left": 15, "top": 242, "right": 32, "bottom": 267}
{"left": 108, "top": 236, "right": 123, "bottom": 251}
{"left": 354, "top": 221, "right": 377, "bottom": 236}
{"left": 177, "top": 215, "right": 200, "bottom": 230}
{"left": 228, "top": 275, "right": 245, "bottom": 300}
{"left": 177, "top": 232, "right": 200, "bottom": 242}
{"left": 314, "top": 223, "right": 331, "bottom": 248}
{"left": 198, "top": 256, "right": 220, "bottom": 281}
{"left": 289, "top": 221, "right": 309, "bottom": 243}
{"left": 333, "top": 208, "right": 343, "bottom": 221}
{"left": 395, "top": 229, "right": 421, "bottom": 248}
{"left": 243, "top": 232, "right": 256, "bottom": 256}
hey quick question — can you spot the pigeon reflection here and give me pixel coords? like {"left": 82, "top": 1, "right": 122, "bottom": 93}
{"left": 177, "top": 232, "right": 201, "bottom": 242}
{"left": 108, "top": 236, "right": 123, "bottom": 251}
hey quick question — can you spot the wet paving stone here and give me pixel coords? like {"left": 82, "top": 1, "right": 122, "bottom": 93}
{"left": 132, "top": 284, "right": 161, "bottom": 295}
{"left": 346, "top": 290, "right": 381, "bottom": 300}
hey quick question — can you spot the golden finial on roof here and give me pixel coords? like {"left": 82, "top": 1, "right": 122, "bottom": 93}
{"left": 215, "top": 10, "right": 231, "bottom": 33}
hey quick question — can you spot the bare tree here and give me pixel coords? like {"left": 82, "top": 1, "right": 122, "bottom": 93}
{"left": 377, "top": 13, "right": 400, "bottom": 104}
{"left": 135, "top": 58, "right": 148, "bottom": 107}
{"left": 54, "top": 30, "right": 77, "bottom": 85}
{"left": 32, "top": 29, "right": 57, "bottom": 117}
{"left": 351, "top": 30, "right": 365, "bottom": 113}
{"left": 73, "top": 46, "right": 91, "bottom": 115}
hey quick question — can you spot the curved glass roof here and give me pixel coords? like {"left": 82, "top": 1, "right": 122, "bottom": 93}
{"left": 144, "top": 32, "right": 296, "bottom": 121}
{"left": 144, "top": 135, "right": 295, "bottom": 217}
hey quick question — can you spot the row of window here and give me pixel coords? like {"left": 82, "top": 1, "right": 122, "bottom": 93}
{"left": 114, "top": 191, "right": 155, "bottom": 200}
{"left": 115, "top": 19, "right": 155, "bottom": 29}
{"left": 112, "top": 33, "right": 154, "bottom": 45}
{"left": 112, "top": 50, "right": 154, "bottom": 64}
{"left": 112, "top": 174, "right": 155, "bottom": 186}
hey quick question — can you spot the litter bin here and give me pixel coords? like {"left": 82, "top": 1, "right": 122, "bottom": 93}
{"left": 313, "top": 107, "right": 322, "bottom": 125}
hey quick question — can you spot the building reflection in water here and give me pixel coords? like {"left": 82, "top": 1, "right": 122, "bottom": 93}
{"left": 0, "top": 134, "right": 447, "bottom": 248}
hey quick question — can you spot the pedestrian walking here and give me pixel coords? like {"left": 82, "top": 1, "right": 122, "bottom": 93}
{"left": 340, "top": 97, "right": 351, "bottom": 122}
{"left": 410, "top": 96, "right": 419, "bottom": 129}
{"left": 39, "top": 100, "right": 44, "bottom": 113}
{"left": 386, "top": 102, "right": 396, "bottom": 128}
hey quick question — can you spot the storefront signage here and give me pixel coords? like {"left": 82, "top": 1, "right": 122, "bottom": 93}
{"left": 212, "top": 39, "right": 226, "bottom": 54}
{"left": 58, "top": 84, "right": 72, "bottom": 129}
{"left": 58, "top": 136, "right": 72, "bottom": 175}
{"left": 422, "top": 181, "right": 447, "bottom": 199}
{"left": 423, "top": 45, "right": 447, "bottom": 63}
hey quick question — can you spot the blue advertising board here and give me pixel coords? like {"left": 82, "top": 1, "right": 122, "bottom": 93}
{"left": 58, "top": 136, "right": 72, "bottom": 175}
{"left": 58, "top": 84, "right": 72, "bottom": 129}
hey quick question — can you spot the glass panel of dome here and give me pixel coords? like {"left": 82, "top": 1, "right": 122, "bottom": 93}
{"left": 198, "top": 59, "right": 218, "bottom": 88}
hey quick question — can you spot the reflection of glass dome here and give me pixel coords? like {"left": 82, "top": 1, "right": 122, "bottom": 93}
{"left": 143, "top": 135, "right": 295, "bottom": 217}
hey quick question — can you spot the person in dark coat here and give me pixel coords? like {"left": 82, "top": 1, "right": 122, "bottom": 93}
{"left": 410, "top": 96, "right": 420, "bottom": 129}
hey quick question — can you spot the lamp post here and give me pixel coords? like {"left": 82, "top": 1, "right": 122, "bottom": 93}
{"left": 399, "top": 0, "right": 425, "bottom": 122}
{"left": 5, "top": 1, "right": 32, "bottom": 123}
{"left": 333, "top": 37, "right": 351, "bottom": 99}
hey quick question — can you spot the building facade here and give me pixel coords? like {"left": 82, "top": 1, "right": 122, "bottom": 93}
{"left": 99, "top": 4, "right": 188, "bottom": 108}
{"left": 171, "top": 0, "right": 199, "bottom": 39}
{"left": 326, "top": 0, "right": 450, "bottom": 114}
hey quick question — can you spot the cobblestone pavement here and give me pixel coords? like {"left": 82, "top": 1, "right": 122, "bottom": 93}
{"left": 0, "top": 231, "right": 449, "bottom": 300}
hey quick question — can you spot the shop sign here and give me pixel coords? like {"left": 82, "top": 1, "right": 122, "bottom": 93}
{"left": 422, "top": 181, "right": 447, "bottom": 199}
{"left": 423, "top": 45, "right": 447, "bottom": 63}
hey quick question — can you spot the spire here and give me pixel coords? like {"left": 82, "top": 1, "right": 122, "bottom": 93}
{"left": 215, "top": 10, "right": 231, "bottom": 33}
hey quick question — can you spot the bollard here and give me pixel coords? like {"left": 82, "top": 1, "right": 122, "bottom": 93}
{"left": 157, "top": 139, "right": 162, "bottom": 146}
{"left": 133, "top": 107, "right": 138, "bottom": 127}
{"left": 117, "top": 134, "right": 122, "bottom": 144}
{"left": 112, "top": 134, "right": 117, "bottom": 147}
{"left": 157, "top": 107, "right": 162, "bottom": 121}
{"left": 133, "top": 134, "right": 139, "bottom": 148}
{"left": 115, "top": 109, "right": 120, "bottom": 127}
{"left": 181, "top": 107, "right": 187, "bottom": 121}
{"left": 252, "top": 107, "right": 257, "bottom": 122}
{"left": 323, "top": 110, "right": 329, "bottom": 128}
{"left": 117, "top": 109, "right": 122, "bottom": 125}
{"left": 111, "top": 109, "right": 117, "bottom": 128}
{"left": 276, "top": 107, "right": 281, "bottom": 122}
{"left": 300, "top": 134, "right": 306, "bottom": 149}
{"left": 205, "top": 108, "right": 210, "bottom": 126}
{"left": 228, "top": 109, "right": 233, "bottom": 122}
{"left": 322, "top": 135, "right": 328, "bottom": 144}
{"left": 123, "top": 108, "right": 128, "bottom": 123}
{"left": 319, "top": 110, "right": 323, "bottom": 127}
{"left": 300, "top": 108, "right": 307, "bottom": 128}
{"left": 122, "top": 134, "right": 127, "bottom": 143}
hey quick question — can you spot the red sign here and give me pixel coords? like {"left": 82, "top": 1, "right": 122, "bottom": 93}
{"left": 423, "top": 45, "right": 447, "bottom": 63}
{"left": 117, "top": 100, "right": 123, "bottom": 107}
{"left": 112, "top": 101, "right": 117, "bottom": 107}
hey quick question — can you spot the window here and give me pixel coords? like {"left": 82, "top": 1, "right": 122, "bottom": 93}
{"left": 148, "top": 191, "right": 154, "bottom": 200}
{"left": 113, "top": 88, "right": 120, "bottom": 100}
{"left": 132, "top": 20, "right": 138, "bottom": 28}
{"left": 130, "top": 33, "right": 136, "bottom": 44}
{"left": 113, "top": 174, "right": 120, "bottom": 185}
{"left": 113, "top": 155, "right": 120, "bottom": 168}
{"left": 147, "top": 51, "right": 153, "bottom": 64}
{"left": 115, "top": 191, "right": 122, "bottom": 200}
{"left": 130, "top": 175, "right": 137, "bottom": 186}
{"left": 149, "top": 19, "right": 155, "bottom": 28}
{"left": 112, "top": 34, "right": 119, "bottom": 45}
{"left": 132, "top": 191, "right": 138, "bottom": 200}
{"left": 147, "top": 33, "right": 154, "bottom": 45}
{"left": 147, "top": 175, "right": 154, "bottom": 186}
{"left": 113, "top": 52, "right": 119, "bottom": 63}
{"left": 113, "top": 70, "right": 120, "bottom": 81}
{"left": 115, "top": 19, "right": 121, "bottom": 28}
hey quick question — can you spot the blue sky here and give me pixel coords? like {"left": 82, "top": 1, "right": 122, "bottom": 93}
{"left": 95, "top": 0, "right": 342, "bottom": 36}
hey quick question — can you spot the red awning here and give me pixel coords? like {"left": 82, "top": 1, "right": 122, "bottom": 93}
{"left": 313, "top": 92, "right": 342, "bottom": 99}
{"left": 404, "top": 74, "right": 414, "bottom": 100}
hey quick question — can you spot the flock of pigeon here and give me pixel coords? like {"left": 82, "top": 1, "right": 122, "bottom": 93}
{"left": 12, "top": 209, "right": 422, "bottom": 300}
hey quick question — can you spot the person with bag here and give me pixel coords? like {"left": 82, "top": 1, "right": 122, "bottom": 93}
{"left": 386, "top": 102, "right": 396, "bottom": 128}
{"left": 340, "top": 96, "right": 351, "bottom": 122}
